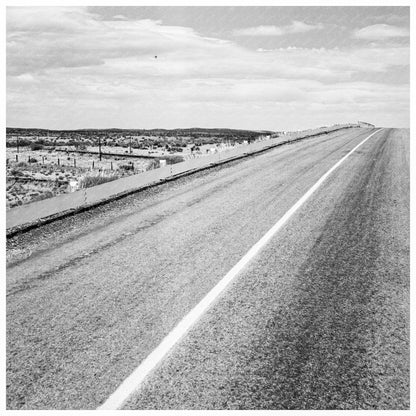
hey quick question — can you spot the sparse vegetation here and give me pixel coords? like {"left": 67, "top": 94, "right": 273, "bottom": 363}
{"left": 119, "top": 163, "right": 134, "bottom": 171}
{"left": 164, "top": 156, "right": 183, "bottom": 165}
{"left": 78, "top": 171, "right": 121, "bottom": 189}
{"left": 6, "top": 126, "right": 270, "bottom": 208}
{"left": 30, "top": 142, "right": 44, "bottom": 151}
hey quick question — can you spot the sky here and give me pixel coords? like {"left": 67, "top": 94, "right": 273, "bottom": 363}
{"left": 6, "top": 6, "right": 410, "bottom": 131}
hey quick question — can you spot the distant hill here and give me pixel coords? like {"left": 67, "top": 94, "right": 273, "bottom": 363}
{"left": 6, "top": 127, "right": 275, "bottom": 138}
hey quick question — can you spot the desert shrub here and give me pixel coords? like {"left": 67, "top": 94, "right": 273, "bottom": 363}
{"left": 165, "top": 155, "right": 184, "bottom": 165}
{"left": 6, "top": 139, "right": 31, "bottom": 148}
{"left": 31, "top": 190, "right": 54, "bottom": 202}
{"left": 78, "top": 171, "right": 120, "bottom": 189}
{"left": 119, "top": 164, "right": 134, "bottom": 171}
{"left": 30, "top": 142, "right": 44, "bottom": 151}
{"left": 16, "top": 161, "right": 28, "bottom": 168}
{"left": 147, "top": 159, "right": 160, "bottom": 170}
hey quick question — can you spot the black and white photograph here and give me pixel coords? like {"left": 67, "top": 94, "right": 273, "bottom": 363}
{"left": 4, "top": 1, "right": 412, "bottom": 411}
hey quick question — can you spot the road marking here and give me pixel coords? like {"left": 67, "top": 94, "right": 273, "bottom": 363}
{"left": 98, "top": 128, "right": 383, "bottom": 410}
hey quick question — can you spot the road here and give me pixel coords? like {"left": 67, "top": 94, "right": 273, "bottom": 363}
{"left": 6, "top": 127, "right": 409, "bottom": 409}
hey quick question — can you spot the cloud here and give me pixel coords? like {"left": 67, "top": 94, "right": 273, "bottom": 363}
{"left": 6, "top": 6, "right": 99, "bottom": 34}
{"left": 353, "top": 24, "right": 409, "bottom": 40}
{"left": 6, "top": 7, "right": 409, "bottom": 129}
{"left": 233, "top": 21, "right": 323, "bottom": 36}
{"left": 14, "top": 73, "right": 36, "bottom": 83}
{"left": 7, "top": 7, "right": 229, "bottom": 76}
{"left": 7, "top": 7, "right": 407, "bottom": 81}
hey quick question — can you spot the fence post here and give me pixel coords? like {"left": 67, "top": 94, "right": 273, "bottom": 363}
{"left": 16, "top": 154, "right": 18, "bottom": 162}
{"left": 58, "top": 158, "right": 60, "bottom": 166}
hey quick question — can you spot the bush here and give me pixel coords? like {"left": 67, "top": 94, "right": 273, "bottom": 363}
{"left": 147, "top": 159, "right": 160, "bottom": 170}
{"left": 119, "top": 164, "right": 134, "bottom": 171}
{"left": 16, "top": 161, "right": 28, "bottom": 168}
{"left": 78, "top": 172, "right": 120, "bottom": 189}
{"left": 30, "top": 142, "right": 44, "bottom": 151}
{"left": 165, "top": 155, "right": 184, "bottom": 165}
{"left": 6, "top": 139, "right": 31, "bottom": 148}
{"left": 32, "top": 190, "right": 54, "bottom": 202}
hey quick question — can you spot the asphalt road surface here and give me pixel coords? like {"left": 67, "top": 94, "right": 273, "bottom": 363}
{"left": 6, "top": 127, "right": 409, "bottom": 409}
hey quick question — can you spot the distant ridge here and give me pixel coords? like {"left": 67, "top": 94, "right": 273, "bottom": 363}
{"left": 6, "top": 127, "right": 275, "bottom": 135}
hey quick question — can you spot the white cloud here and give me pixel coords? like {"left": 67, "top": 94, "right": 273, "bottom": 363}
{"left": 7, "top": 7, "right": 229, "bottom": 76}
{"left": 6, "top": 7, "right": 99, "bottom": 34}
{"left": 6, "top": 7, "right": 409, "bottom": 129}
{"left": 233, "top": 21, "right": 323, "bottom": 36}
{"left": 15, "top": 73, "right": 36, "bottom": 83}
{"left": 353, "top": 24, "right": 409, "bottom": 40}
{"left": 7, "top": 8, "right": 407, "bottom": 81}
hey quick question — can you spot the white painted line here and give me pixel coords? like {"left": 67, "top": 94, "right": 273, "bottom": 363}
{"left": 98, "top": 128, "right": 383, "bottom": 410}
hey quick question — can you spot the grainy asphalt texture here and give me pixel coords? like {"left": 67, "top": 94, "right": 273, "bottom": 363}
{"left": 6, "top": 128, "right": 409, "bottom": 409}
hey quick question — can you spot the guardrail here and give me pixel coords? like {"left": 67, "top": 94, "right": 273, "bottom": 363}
{"left": 6, "top": 123, "right": 363, "bottom": 233}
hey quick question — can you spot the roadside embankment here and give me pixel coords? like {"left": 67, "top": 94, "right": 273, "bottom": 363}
{"left": 6, "top": 124, "right": 367, "bottom": 236}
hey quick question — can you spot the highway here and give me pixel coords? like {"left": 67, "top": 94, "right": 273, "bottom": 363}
{"left": 6, "top": 127, "right": 409, "bottom": 409}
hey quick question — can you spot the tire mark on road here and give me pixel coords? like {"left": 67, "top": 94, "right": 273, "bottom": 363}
{"left": 227, "top": 129, "right": 408, "bottom": 409}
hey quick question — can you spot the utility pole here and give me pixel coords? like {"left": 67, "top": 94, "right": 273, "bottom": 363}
{"left": 98, "top": 135, "right": 102, "bottom": 161}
